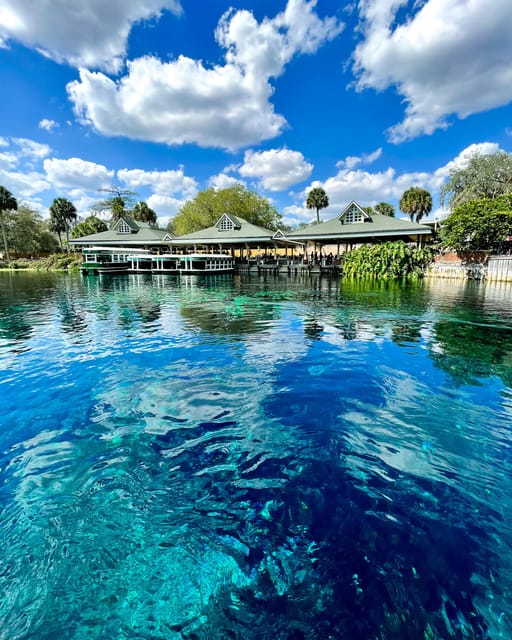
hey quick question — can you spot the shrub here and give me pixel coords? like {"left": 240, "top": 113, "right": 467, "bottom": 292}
{"left": 342, "top": 242, "right": 435, "bottom": 279}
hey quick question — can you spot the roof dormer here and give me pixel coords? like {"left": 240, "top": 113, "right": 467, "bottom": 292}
{"left": 216, "top": 213, "right": 241, "bottom": 232}
{"left": 338, "top": 201, "right": 370, "bottom": 225}
{"left": 111, "top": 216, "right": 139, "bottom": 234}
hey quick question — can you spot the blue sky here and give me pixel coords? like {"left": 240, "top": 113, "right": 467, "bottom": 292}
{"left": 0, "top": 0, "right": 511, "bottom": 228}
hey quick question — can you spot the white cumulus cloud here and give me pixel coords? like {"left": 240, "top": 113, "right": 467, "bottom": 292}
{"left": 208, "top": 173, "right": 241, "bottom": 190}
{"left": 0, "top": 169, "right": 50, "bottom": 199}
{"left": 336, "top": 147, "right": 382, "bottom": 170}
{"left": 117, "top": 168, "right": 198, "bottom": 199}
{"left": 147, "top": 194, "right": 183, "bottom": 219}
{"left": 284, "top": 141, "right": 506, "bottom": 226}
{"left": 65, "top": 189, "right": 104, "bottom": 218}
{"left": 0, "top": 0, "right": 182, "bottom": 73}
{"left": 239, "top": 148, "right": 313, "bottom": 191}
{"left": 67, "top": 0, "right": 343, "bottom": 149}
{"left": 44, "top": 157, "right": 114, "bottom": 190}
{"left": 353, "top": 0, "right": 512, "bottom": 141}
{"left": 39, "top": 119, "right": 59, "bottom": 132}
{"left": 12, "top": 138, "right": 51, "bottom": 159}
{"left": 0, "top": 151, "right": 17, "bottom": 169}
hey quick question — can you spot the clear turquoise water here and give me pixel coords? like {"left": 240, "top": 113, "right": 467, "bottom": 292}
{"left": 1, "top": 271, "right": 512, "bottom": 639}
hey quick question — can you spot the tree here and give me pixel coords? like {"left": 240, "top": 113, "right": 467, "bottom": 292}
{"left": 440, "top": 151, "right": 512, "bottom": 209}
{"left": 110, "top": 196, "right": 126, "bottom": 222}
{"left": 173, "top": 183, "right": 281, "bottom": 235}
{"left": 0, "top": 185, "right": 17, "bottom": 262}
{"left": 131, "top": 201, "right": 157, "bottom": 226}
{"left": 375, "top": 202, "right": 395, "bottom": 217}
{"left": 92, "top": 186, "right": 136, "bottom": 222}
{"left": 3, "top": 205, "right": 59, "bottom": 255}
{"left": 71, "top": 216, "right": 108, "bottom": 239}
{"left": 49, "top": 197, "right": 77, "bottom": 250}
{"left": 399, "top": 187, "right": 432, "bottom": 223}
{"left": 440, "top": 194, "right": 512, "bottom": 253}
{"left": 306, "top": 187, "right": 329, "bottom": 224}
{"left": 49, "top": 208, "right": 66, "bottom": 249}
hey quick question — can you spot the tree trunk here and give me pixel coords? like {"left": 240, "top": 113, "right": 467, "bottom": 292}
{"left": 316, "top": 208, "right": 320, "bottom": 224}
{"left": 65, "top": 222, "right": 70, "bottom": 253}
{"left": 0, "top": 210, "right": 9, "bottom": 263}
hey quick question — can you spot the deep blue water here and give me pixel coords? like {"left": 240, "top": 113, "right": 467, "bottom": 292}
{"left": 1, "top": 271, "right": 512, "bottom": 639}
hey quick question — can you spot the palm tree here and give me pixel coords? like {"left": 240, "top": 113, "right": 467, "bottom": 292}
{"left": 131, "top": 201, "right": 157, "bottom": 225}
{"left": 306, "top": 187, "right": 329, "bottom": 224}
{"left": 0, "top": 185, "right": 17, "bottom": 262}
{"left": 375, "top": 202, "right": 395, "bottom": 217}
{"left": 49, "top": 197, "right": 77, "bottom": 250}
{"left": 399, "top": 187, "right": 432, "bottom": 223}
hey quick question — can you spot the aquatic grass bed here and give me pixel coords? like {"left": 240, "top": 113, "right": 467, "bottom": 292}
{"left": 1, "top": 271, "right": 512, "bottom": 639}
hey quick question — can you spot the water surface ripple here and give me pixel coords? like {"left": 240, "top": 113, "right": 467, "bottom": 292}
{"left": 1, "top": 272, "right": 512, "bottom": 639}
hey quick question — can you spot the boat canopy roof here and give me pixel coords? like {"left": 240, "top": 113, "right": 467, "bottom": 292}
{"left": 83, "top": 246, "right": 152, "bottom": 254}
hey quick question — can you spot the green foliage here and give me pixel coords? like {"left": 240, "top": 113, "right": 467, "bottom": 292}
{"left": 399, "top": 187, "right": 433, "bottom": 223}
{"left": 0, "top": 185, "right": 18, "bottom": 261}
{"left": 110, "top": 196, "right": 126, "bottom": 221}
{"left": 440, "top": 151, "right": 512, "bottom": 209}
{"left": 306, "top": 187, "right": 329, "bottom": 223}
{"left": 3, "top": 206, "right": 59, "bottom": 256}
{"left": 173, "top": 183, "right": 281, "bottom": 235}
{"left": 440, "top": 194, "right": 512, "bottom": 252}
{"left": 375, "top": 202, "right": 395, "bottom": 217}
{"left": 131, "top": 201, "right": 157, "bottom": 225}
{"left": 92, "top": 187, "right": 136, "bottom": 222}
{"left": 0, "top": 186, "right": 16, "bottom": 210}
{"left": 49, "top": 197, "right": 77, "bottom": 248}
{"left": 165, "top": 219, "right": 175, "bottom": 235}
{"left": 38, "top": 253, "right": 82, "bottom": 271}
{"left": 342, "top": 242, "right": 435, "bottom": 279}
{"left": 4, "top": 253, "right": 83, "bottom": 271}
{"left": 71, "top": 216, "right": 108, "bottom": 239}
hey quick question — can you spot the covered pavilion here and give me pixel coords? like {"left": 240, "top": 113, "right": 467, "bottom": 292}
{"left": 168, "top": 213, "right": 303, "bottom": 260}
{"left": 287, "top": 201, "right": 432, "bottom": 260}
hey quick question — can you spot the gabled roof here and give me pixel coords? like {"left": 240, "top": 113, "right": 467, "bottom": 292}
{"left": 288, "top": 201, "right": 431, "bottom": 241}
{"left": 111, "top": 216, "right": 140, "bottom": 232}
{"left": 69, "top": 215, "right": 171, "bottom": 246}
{"left": 338, "top": 201, "right": 370, "bottom": 223}
{"left": 170, "top": 214, "right": 294, "bottom": 245}
{"left": 216, "top": 212, "right": 242, "bottom": 230}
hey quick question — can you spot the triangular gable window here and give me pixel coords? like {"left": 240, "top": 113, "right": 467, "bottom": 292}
{"left": 117, "top": 219, "right": 131, "bottom": 234}
{"left": 162, "top": 233, "right": 173, "bottom": 242}
{"left": 340, "top": 202, "right": 367, "bottom": 225}
{"left": 217, "top": 213, "right": 236, "bottom": 232}
{"left": 273, "top": 229, "right": 286, "bottom": 240}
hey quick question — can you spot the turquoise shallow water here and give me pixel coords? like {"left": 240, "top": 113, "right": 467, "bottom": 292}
{"left": 1, "top": 271, "right": 512, "bottom": 639}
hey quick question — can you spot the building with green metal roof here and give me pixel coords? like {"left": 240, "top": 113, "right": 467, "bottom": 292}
{"left": 286, "top": 201, "right": 431, "bottom": 252}
{"left": 169, "top": 212, "right": 302, "bottom": 254}
{"left": 69, "top": 204, "right": 431, "bottom": 261}
{"left": 69, "top": 216, "right": 173, "bottom": 249}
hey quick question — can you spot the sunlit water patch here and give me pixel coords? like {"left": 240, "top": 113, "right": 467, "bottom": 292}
{"left": 1, "top": 272, "right": 512, "bottom": 639}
